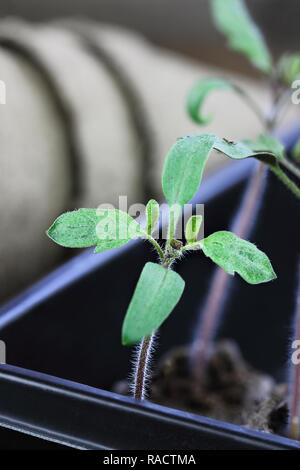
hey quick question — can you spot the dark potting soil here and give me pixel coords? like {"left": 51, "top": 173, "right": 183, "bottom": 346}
{"left": 113, "top": 340, "right": 289, "bottom": 435}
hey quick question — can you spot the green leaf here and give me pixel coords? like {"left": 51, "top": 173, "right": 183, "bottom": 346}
{"left": 162, "top": 134, "right": 216, "bottom": 214}
{"left": 47, "top": 208, "right": 146, "bottom": 253}
{"left": 202, "top": 231, "right": 276, "bottom": 284}
{"left": 243, "top": 134, "right": 285, "bottom": 159}
{"left": 161, "top": 133, "right": 278, "bottom": 231}
{"left": 185, "top": 215, "right": 203, "bottom": 244}
{"left": 214, "top": 136, "right": 279, "bottom": 168}
{"left": 214, "top": 137, "right": 261, "bottom": 159}
{"left": 279, "top": 53, "right": 300, "bottom": 86}
{"left": 94, "top": 209, "right": 146, "bottom": 253}
{"left": 122, "top": 262, "right": 185, "bottom": 345}
{"left": 187, "top": 78, "right": 234, "bottom": 125}
{"left": 47, "top": 209, "right": 103, "bottom": 248}
{"left": 161, "top": 132, "right": 279, "bottom": 234}
{"left": 146, "top": 199, "right": 160, "bottom": 235}
{"left": 186, "top": 78, "right": 263, "bottom": 126}
{"left": 211, "top": 0, "right": 272, "bottom": 73}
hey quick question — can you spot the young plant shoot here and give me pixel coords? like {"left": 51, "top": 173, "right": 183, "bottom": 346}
{"left": 47, "top": 133, "right": 276, "bottom": 400}
{"left": 186, "top": 0, "right": 300, "bottom": 376}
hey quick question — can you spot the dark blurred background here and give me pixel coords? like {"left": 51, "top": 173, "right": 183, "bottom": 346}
{"left": 1, "top": 0, "right": 299, "bottom": 76}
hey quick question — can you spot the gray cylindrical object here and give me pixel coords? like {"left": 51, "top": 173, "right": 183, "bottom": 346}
{"left": 0, "top": 19, "right": 145, "bottom": 302}
{"left": 0, "top": 18, "right": 268, "bottom": 302}
{"left": 0, "top": 43, "right": 71, "bottom": 301}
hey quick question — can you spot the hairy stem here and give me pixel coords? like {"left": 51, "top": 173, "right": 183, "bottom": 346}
{"left": 132, "top": 233, "right": 178, "bottom": 400}
{"left": 133, "top": 334, "right": 155, "bottom": 400}
{"left": 147, "top": 236, "right": 164, "bottom": 262}
{"left": 192, "top": 162, "right": 267, "bottom": 377}
{"left": 270, "top": 165, "right": 300, "bottom": 199}
{"left": 166, "top": 208, "right": 178, "bottom": 253}
{"left": 278, "top": 158, "right": 300, "bottom": 182}
{"left": 289, "top": 266, "right": 300, "bottom": 440}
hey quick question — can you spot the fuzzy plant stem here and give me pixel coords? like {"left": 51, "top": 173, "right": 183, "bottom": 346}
{"left": 133, "top": 333, "right": 155, "bottom": 400}
{"left": 192, "top": 161, "right": 267, "bottom": 377}
{"left": 132, "top": 214, "right": 177, "bottom": 399}
{"left": 270, "top": 165, "right": 300, "bottom": 199}
{"left": 288, "top": 266, "right": 300, "bottom": 440}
